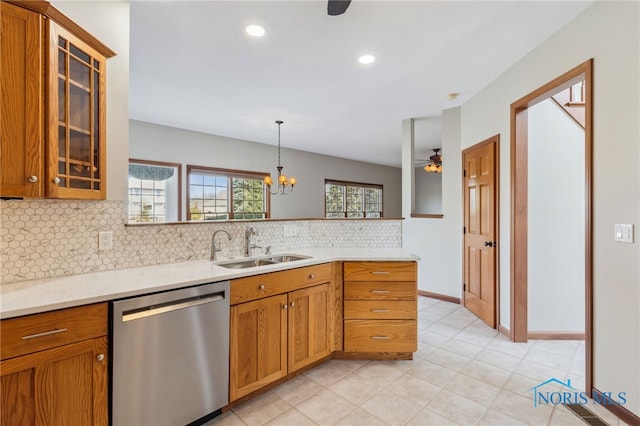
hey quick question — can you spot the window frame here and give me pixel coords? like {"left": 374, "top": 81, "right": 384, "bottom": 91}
{"left": 324, "top": 179, "right": 384, "bottom": 218}
{"left": 187, "top": 165, "right": 271, "bottom": 221}
{"left": 128, "top": 159, "right": 182, "bottom": 223}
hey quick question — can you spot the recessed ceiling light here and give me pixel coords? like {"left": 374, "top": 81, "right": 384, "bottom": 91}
{"left": 246, "top": 25, "right": 265, "bottom": 37}
{"left": 358, "top": 55, "right": 376, "bottom": 65}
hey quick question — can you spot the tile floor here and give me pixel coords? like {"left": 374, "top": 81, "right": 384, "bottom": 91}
{"left": 207, "top": 297, "right": 628, "bottom": 426}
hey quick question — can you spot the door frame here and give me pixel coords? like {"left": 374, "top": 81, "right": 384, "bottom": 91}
{"left": 462, "top": 135, "right": 500, "bottom": 328}
{"left": 510, "top": 59, "right": 593, "bottom": 392}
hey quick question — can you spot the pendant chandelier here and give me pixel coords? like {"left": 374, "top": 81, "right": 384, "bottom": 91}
{"left": 424, "top": 148, "right": 443, "bottom": 173}
{"left": 264, "top": 120, "right": 296, "bottom": 195}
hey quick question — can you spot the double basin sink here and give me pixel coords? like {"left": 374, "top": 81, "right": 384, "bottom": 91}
{"left": 215, "top": 254, "right": 311, "bottom": 269}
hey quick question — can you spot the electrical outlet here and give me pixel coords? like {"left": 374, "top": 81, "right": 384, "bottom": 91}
{"left": 99, "top": 231, "right": 113, "bottom": 251}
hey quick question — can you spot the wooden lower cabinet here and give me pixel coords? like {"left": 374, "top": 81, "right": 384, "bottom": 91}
{"left": 230, "top": 294, "right": 288, "bottom": 401}
{"left": 229, "top": 270, "right": 332, "bottom": 402}
{"left": 231, "top": 260, "right": 417, "bottom": 401}
{"left": 343, "top": 261, "right": 418, "bottom": 354}
{"left": 0, "top": 303, "right": 109, "bottom": 426}
{"left": 288, "top": 283, "right": 331, "bottom": 372}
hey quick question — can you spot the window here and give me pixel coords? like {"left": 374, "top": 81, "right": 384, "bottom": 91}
{"left": 128, "top": 160, "right": 181, "bottom": 223}
{"left": 325, "top": 180, "right": 383, "bottom": 218}
{"left": 187, "top": 166, "right": 269, "bottom": 221}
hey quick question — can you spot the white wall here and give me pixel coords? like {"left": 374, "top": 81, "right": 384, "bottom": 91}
{"left": 403, "top": 109, "right": 462, "bottom": 298}
{"left": 528, "top": 99, "right": 585, "bottom": 332}
{"left": 459, "top": 1, "right": 639, "bottom": 415}
{"left": 130, "top": 120, "right": 402, "bottom": 219}
{"left": 414, "top": 168, "right": 442, "bottom": 214}
{"left": 53, "top": 1, "right": 130, "bottom": 201}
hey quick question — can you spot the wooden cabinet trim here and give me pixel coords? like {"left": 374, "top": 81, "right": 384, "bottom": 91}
{"left": 5, "top": 0, "right": 116, "bottom": 57}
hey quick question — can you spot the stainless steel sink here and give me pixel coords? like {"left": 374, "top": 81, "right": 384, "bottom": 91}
{"left": 216, "top": 254, "right": 311, "bottom": 269}
{"left": 216, "top": 259, "right": 279, "bottom": 269}
{"left": 267, "top": 254, "right": 311, "bottom": 263}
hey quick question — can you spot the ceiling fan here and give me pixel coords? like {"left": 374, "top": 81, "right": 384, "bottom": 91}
{"left": 415, "top": 149, "right": 443, "bottom": 173}
{"left": 328, "top": 0, "right": 352, "bottom": 16}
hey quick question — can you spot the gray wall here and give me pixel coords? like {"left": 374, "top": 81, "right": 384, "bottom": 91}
{"left": 414, "top": 168, "right": 442, "bottom": 215}
{"left": 130, "top": 120, "right": 402, "bottom": 219}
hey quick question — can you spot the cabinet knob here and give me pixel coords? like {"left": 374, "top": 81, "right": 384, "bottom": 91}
{"left": 290, "top": 302, "right": 295, "bottom": 308}
{"left": 96, "top": 354, "right": 105, "bottom": 362}
{"left": 259, "top": 284, "right": 265, "bottom": 290}
{"left": 28, "top": 176, "right": 38, "bottom": 183}
{"left": 308, "top": 274, "right": 315, "bottom": 279}
{"left": 53, "top": 177, "right": 61, "bottom": 184}
{"left": 283, "top": 304, "right": 288, "bottom": 310}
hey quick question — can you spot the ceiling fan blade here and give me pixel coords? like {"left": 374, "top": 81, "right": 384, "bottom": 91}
{"left": 328, "top": 0, "right": 351, "bottom": 16}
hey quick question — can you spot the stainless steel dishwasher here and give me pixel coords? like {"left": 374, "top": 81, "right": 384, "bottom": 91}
{"left": 111, "top": 281, "right": 229, "bottom": 426}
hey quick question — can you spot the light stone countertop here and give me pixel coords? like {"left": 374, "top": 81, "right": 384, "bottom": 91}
{"left": 0, "top": 248, "right": 419, "bottom": 319}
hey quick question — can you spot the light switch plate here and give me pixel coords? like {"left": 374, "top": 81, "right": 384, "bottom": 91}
{"left": 614, "top": 224, "right": 634, "bottom": 243}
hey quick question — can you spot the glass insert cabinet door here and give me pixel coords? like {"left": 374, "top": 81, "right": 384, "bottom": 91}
{"left": 47, "top": 22, "right": 106, "bottom": 199}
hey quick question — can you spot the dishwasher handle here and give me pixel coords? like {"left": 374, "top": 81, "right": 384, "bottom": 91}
{"left": 121, "top": 291, "right": 226, "bottom": 322}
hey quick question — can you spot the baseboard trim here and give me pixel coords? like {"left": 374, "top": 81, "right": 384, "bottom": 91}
{"left": 592, "top": 387, "right": 640, "bottom": 425}
{"left": 498, "top": 324, "right": 510, "bottom": 338}
{"left": 528, "top": 332, "right": 585, "bottom": 340}
{"left": 418, "top": 290, "right": 460, "bottom": 304}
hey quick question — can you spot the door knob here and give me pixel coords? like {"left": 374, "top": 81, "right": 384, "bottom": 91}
{"left": 484, "top": 241, "right": 494, "bottom": 247}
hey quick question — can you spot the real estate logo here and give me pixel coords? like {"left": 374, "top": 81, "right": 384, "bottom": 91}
{"left": 528, "top": 378, "right": 627, "bottom": 408}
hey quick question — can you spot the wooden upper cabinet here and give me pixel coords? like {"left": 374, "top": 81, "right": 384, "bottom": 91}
{"left": 0, "top": 0, "right": 114, "bottom": 199}
{"left": 0, "top": 2, "right": 44, "bottom": 198}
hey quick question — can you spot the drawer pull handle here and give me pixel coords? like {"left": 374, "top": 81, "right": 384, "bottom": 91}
{"left": 371, "top": 271, "right": 390, "bottom": 275}
{"left": 22, "top": 328, "right": 68, "bottom": 340}
{"left": 308, "top": 274, "right": 315, "bottom": 279}
{"left": 371, "top": 335, "right": 390, "bottom": 340}
{"left": 259, "top": 284, "right": 266, "bottom": 290}
{"left": 371, "top": 309, "right": 389, "bottom": 313}
{"left": 371, "top": 290, "right": 390, "bottom": 294}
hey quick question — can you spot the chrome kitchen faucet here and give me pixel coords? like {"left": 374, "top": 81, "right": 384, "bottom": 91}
{"left": 211, "top": 230, "right": 231, "bottom": 261}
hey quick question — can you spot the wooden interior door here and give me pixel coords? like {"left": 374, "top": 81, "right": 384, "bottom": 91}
{"left": 463, "top": 137, "right": 498, "bottom": 327}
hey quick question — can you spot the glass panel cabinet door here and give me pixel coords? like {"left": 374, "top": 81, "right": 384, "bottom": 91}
{"left": 47, "top": 22, "right": 106, "bottom": 199}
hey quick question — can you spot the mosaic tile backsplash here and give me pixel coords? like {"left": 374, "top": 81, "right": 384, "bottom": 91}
{"left": 0, "top": 200, "right": 402, "bottom": 284}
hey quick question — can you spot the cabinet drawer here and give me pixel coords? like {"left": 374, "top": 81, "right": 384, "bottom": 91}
{"left": 231, "top": 263, "right": 332, "bottom": 305}
{"left": 344, "top": 300, "right": 416, "bottom": 320}
{"left": 344, "top": 281, "right": 416, "bottom": 301}
{"left": 344, "top": 319, "right": 417, "bottom": 353}
{"left": 1, "top": 303, "right": 108, "bottom": 360}
{"left": 343, "top": 262, "right": 416, "bottom": 282}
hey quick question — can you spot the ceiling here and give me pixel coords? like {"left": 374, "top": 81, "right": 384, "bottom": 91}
{"left": 129, "top": 0, "right": 593, "bottom": 168}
